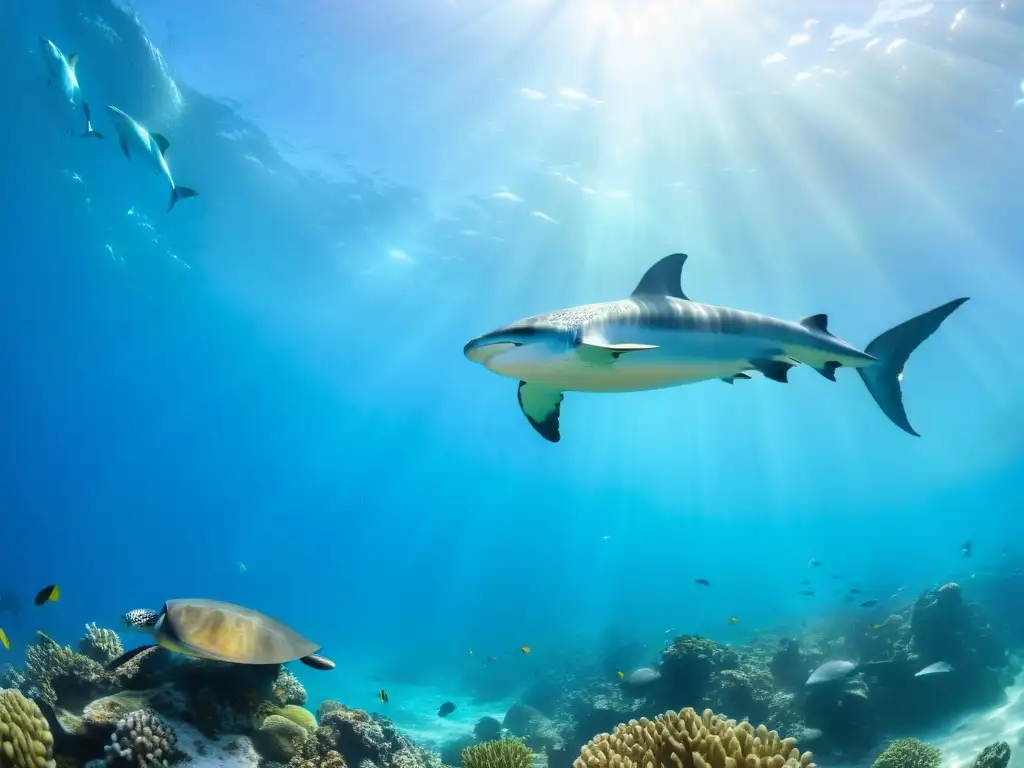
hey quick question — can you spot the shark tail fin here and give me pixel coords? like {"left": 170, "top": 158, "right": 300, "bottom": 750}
{"left": 168, "top": 186, "right": 198, "bottom": 212}
{"left": 857, "top": 297, "right": 969, "bottom": 436}
{"left": 81, "top": 102, "right": 103, "bottom": 139}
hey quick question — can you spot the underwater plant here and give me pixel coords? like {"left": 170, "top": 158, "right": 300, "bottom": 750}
{"left": 461, "top": 738, "right": 534, "bottom": 768}
{"left": 871, "top": 738, "right": 942, "bottom": 768}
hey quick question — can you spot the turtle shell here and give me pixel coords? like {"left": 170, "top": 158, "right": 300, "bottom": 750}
{"left": 161, "top": 598, "right": 319, "bottom": 664}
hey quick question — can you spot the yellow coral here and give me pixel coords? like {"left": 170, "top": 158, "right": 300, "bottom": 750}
{"left": 574, "top": 708, "right": 815, "bottom": 768}
{"left": 278, "top": 705, "right": 318, "bottom": 732}
{"left": 0, "top": 688, "right": 57, "bottom": 768}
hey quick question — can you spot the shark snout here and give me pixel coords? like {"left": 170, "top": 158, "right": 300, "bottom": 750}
{"left": 463, "top": 334, "right": 519, "bottom": 364}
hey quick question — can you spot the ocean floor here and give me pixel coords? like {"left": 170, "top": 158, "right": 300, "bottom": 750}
{"left": 932, "top": 669, "right": 1024, "bottom": 768}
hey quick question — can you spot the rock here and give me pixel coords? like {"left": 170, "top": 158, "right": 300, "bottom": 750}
{"left": 972, "top": 742, "right": 1010, "bottom": 768}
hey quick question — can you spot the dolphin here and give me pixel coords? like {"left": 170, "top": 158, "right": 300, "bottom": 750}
{"left": 38, "top": 38, "right": 103, "bottom": 139}
{"left": 463, "top": 252, "right": 968, "bottom": 442}
{"left": 105, "top": 105, "right": 198, "bottom": 212}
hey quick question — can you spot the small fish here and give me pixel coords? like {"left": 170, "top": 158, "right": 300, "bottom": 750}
{"left": 871, "top": 623, "right": 884, "bottom": 630}
{"left": 616, "top": 670, "right": 625, "bottom": 679}
{"left": 915, "top": 661, "right": 953, "bottom": 677}
{"left": 238, "top": 562, "right": 247, "bottom": 573}
{"left": 695, "top": 578, "right": 710, "bottom": 587}
{"left": 0, "top": 628, "right": 8, "bottom": 650}
{"left": 601, "top": 535, "right": 611, "bottom": 540}
{"left": 849, "top": 588, "right": 861, "bottom": 594}
{"left": 728, "top": 617, "right": 740, "bottom": 624}
{"left": 438, "top": 701, "right": 456, "bottom": 717}
{"left": 520, "top": 646, "right": 531, "bottom": 654}
{"left": 664, "top": 628, "right": 676, "bottom": 634}
{"left": 960, "top": 541, "right": 972, "bottom": 557}
{"left": 831, "top": 574, "right": 842, "bottom": 580}
{"left": 809, "top": 558, "right": 821, "bottom": 567}
{"left": 800, "top": 590, "right": 815, "bottom": 596}
{"left": 468, "top": 649, "right": 473, "bottom": 655}
{"left": 378, "top": 689, "right": 388, "bottom": 704}
{"left": 34, "top": 585, "right": 59, "bottom": 607}
{"left": 486, "top": 656, "right": 498, "bottom": 661}
{"left": 860, "top": 599, "right": 880, "bottom": 608}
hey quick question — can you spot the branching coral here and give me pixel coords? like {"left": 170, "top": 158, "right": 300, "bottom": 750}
{"left": 79, "top": 625, "right": 124, "bottom": 667}
{"left": 0, "top": 688, "right": 57, "bottom": 768}
{"left": 574, "top": 707, "right": 814, "bottom": 768}
{"left": 871, "top": 739, "right": 941, "bottom": 768}
{"left": 462, "top": 739, "right": 534, "bottom": 768}
{"left": 104, "top": 709, "right": 179, "bottom": 768}
{"left": 273, "top": 669, "right": 308, "bottom": 707}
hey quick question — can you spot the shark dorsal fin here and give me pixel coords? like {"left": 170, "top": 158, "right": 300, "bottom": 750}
{"left": 67, "top": 53, "right": 79, "bottom": 71}
{"left": 799, "top": 314, "right": 830, "bottom": 333}
{"left": 151, "top": 132, "right": 170, "bottom": 155}
{"left": 631, "top": 253, "right": 690, "bottom": 300}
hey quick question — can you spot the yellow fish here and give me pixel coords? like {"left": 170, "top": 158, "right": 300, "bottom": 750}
{"left": 616, "top": 670, "right": 625, "bottom": 679}
{"left": 520, "top": 646, "right": 531, "bottom": 654}
{"left": 379, "top": 689, "right": 389, "bottom": 704}
{"left": 871, "top": 623, "right": 884, "bottom": 630}
{"left": 728, "top": 617, "right": 740, "bottom": 624}
{"left": 0, "top": 628, "right": 8, "bottom": 650}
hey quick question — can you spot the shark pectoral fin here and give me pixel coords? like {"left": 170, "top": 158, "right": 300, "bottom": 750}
{"left": 151, "top": 132, "right": 170, "bottom": 155}
{"left": 67, "top": 53, "right": 79, "bottom": 71}
{"left": 812, "top": 361, "right": 842, "bottom": 382}
{"left": 720, "top": 373, "right": 753, "bottom": 384}
{"left": 517, "top": 382, "right": 563, "bottom": 443}
{"left": 751, "top": 359, "right": 796, "bottom": 383}
{"left": 577, "top": 342, "right": 659, "bottom": 365}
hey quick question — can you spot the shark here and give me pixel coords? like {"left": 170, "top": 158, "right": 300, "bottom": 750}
{"left": 105, "top": 105, "right": 198, "bottom": 212}
{"left": 463, "top": 252, "right": 968, "bottom": 443}
{"left": 38, "top": 38, "right": 103, "bottom": 139}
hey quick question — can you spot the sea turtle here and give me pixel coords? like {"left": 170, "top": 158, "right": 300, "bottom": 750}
{"left": 105, "top": 598, "right": 335, "bottom": 671}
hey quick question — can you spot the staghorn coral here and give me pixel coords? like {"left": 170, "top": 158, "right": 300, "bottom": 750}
{"left": 103, "top": 709, "right": 180, "bottom": 768}
{"left": 573, "top": 707, "right": 815, "bottom": 768}
{"left": 870, "top": 739, "right": 941, "bottom": 768}
{"left": 79, "top": 626, "right": 124, "bottom": 667}
{"left": 462, "top": 739, "right": 534, "bottom": 768}
{"left": 0, "top": 688, "right": 57, "bottom": 768}
{"left": 972, "top": 742, "right": 1010, "bottom": 768}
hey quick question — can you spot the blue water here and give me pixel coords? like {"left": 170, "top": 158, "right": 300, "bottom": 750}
{"left": 2, "top": 0, "right": 1024, "bottom": 749}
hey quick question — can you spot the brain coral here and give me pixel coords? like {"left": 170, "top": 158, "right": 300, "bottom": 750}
{"left": 0, "top": 688, "right": 57, "bottom": 768}
{"left": 574, "top": 708, "right": 814, "bottom": 768}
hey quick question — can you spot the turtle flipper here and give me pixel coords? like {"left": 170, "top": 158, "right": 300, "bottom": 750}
{"left": 105, "top": 643, "right": 158, "bottom": 671}
{"left": 299, "top": 653, "right": 335, "bottom": 670}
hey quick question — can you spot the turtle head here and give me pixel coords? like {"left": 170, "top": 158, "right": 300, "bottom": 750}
{"left": 123, "top": 608, "right": 160, "bottom": 630}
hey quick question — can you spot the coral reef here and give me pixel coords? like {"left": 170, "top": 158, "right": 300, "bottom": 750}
{"left": 79, "top": 626, "right": 124, "bottom": 668}
{"left": 274, "top": 670, "right": 309, "bottom": 708}
{"left": 660, "top": 637, "right": 735, "bottom": 704}
{"left": 972, "top": 742, "right": 1011, "bottom": 768}
{"left": 573, "top": 707, "right": 814, "bottom": 768}
{"left": 462, "top": 739, "right": 534, "bottom": 768}
{"left": 254, "top": 714, "right": 309, "bottom": 762}
{"left": 503, "top": 704, "right": 563, "bottom": 751}
{"left": 0, "top": 688, "right": 57, "bottom": 768}
{"left": 104, "top": 709, "right": 180, "bottom": 768}
{"left": 870, "top": 739, "right": 941, "bottom": 768}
